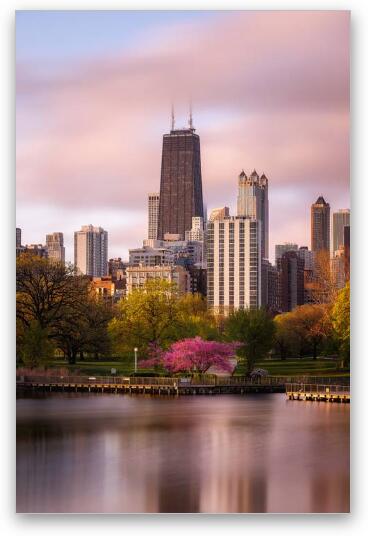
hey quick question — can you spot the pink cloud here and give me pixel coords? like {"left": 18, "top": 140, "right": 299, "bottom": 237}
{"left": 16, "top": 11, "right": 349, "bottom": 260}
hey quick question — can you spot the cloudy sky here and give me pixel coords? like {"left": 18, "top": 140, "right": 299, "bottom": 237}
{"left": 16, "top": 10, "right": 350, "bottom": 263}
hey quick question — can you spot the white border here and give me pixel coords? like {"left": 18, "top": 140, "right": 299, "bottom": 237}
{"left": 2, "top": 0, "right": 367, "bottom": 534}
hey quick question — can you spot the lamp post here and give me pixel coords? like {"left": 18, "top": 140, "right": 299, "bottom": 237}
{"left": 134, "top": 347, "right": 138, "bottom": 374}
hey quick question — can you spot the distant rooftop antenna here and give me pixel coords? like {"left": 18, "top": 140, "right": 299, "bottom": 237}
{"left": 171, "top": 103, "right": 175, "bottom": 131}
{"left": 189, "top": 98, "right": 194, "bottom": 130}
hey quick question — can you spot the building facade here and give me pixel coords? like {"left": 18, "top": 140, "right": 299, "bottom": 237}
{"left": 126, "top": 264, "right": 191, "bottom": 294}
{"left": 46, "top": 232, "right": 65, "bottom": 264}
{"left": 207, "top": 217, "right": 262, "bottom": 313}
{"left": 311, "top": 196, "right": 330, "bottom": 253}
{"left": 157, "top": 127, "right": 204, "bottom": 240}
{"left": 208, "top": 207, "right": 230, "bottom": 222}
{"left": 237, "top": 170, "right": 269, "bottom": 259}
{"left": 74, "top": 225, "right": 108, "bottom": 277}
{"left": 16, "top": 228, "right": 21, "bottom": 248}
{"left": 148, "top": 192, "right": 160, "bottom": 240}
{"left": 277, "top": 251, "right": 305, "bottom": 312}
{"left": 332, "top": 209, "right": 350, "bottom": 254}
{"left": 275, "top": 243, "right": 298, "bottom": 262}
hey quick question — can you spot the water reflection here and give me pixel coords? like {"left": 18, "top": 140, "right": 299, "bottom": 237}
{"left": 16, "top": 393, "right": 349, "bottom": 513}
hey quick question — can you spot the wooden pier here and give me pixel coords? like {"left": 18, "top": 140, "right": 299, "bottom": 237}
{"left": 286, "top": 383, "right": 350, "bottom": 403}
{"left": 16, "top": 375, "right": 349, "bottom": 397}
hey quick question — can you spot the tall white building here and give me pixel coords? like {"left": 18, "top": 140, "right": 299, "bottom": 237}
{"left": 332, "top": 209, "right": 350, "bottom": 254}
{"left": 207, "top": 217, "right": 262, "bottom": 313}
{"left": 185, "top": 216, "right": 204, "bottom": 241}
{"left": 46, "top": 232, "right": 65, "bottom": 264}
{"left": 148, "top": 192, "right": 160, "bottom": 240}
{"left": 74, "top": 225, "right": 108, "bottom": 277}
{"left": 237, "top": 170, "right": 269, "bottom": 259}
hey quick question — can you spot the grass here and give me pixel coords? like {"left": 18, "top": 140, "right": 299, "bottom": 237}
{"left": 39, "top": 356, "right": 350, "bottom": 379}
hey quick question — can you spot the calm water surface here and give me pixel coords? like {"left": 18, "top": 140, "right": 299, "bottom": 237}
{"left": 16, "top": 392, "right": 349, "bottom": 513}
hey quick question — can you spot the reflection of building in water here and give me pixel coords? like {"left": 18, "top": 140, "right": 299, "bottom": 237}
{"left": 310, "top": 475, "right": 350, "bottom": 513}
{"left": 198, "top": 406, "right": 273, "bottom": 513}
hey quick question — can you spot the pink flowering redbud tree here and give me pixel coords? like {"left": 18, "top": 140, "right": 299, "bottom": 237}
{"left": 162, "top": 337, "right": 236, "bottom": 374}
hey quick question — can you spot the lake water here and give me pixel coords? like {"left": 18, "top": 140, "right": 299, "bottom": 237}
{"left": 16, "top": 392, "right": 349, "bottom": 513}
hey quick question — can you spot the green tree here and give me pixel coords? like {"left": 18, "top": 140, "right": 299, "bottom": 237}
{"left": 224, "top": 308, "right": 275, "bottom": 376}
{"left": 18, "top": 320, "right": 55, "bottom": 368}
{"left": 273, "top": 312, "right": 299, "bottom": 360}
{"left": 109, "top": 279, "right": 182, "bottom": 355}
{"left": 331, "top": 281, "right": 350, "bottom": 367}
{"left": 176, "top": 292, "right": 220, "bottom": 341}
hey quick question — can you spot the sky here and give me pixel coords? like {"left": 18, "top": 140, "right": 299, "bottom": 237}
{"left": 16, "top": 10, "right": 350, "bottom": 263}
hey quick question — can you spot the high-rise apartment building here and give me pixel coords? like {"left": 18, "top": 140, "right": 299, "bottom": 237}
{"left": 46, "top": 232, "right": 65, "bottom": 264}
{"left": 148, "top": 192, "right": 160, "bottom": 240}
{"left": 74, "top": 225, "right": 108, "bottom": 277}
{"left": 277, "top": 251, "right": 305, "bottom": 312}
{"left": 298, "top": 246, "right": 315, "bottom": 271}
{"left": 332, "top": 209, "right": 350, "bottom": 254}
{"left": 311, "top": 196, "right": 330, "bottom": 253}
{"left": 157, "top": 123, "right": 204, "bottom": 240}
{"left": 275, "top": 243, "right": 298, "bottom": 262}
{"left": 208, "top": 207, "right": 230, "bottom": 222}
{"left": 237, "top": 170, "right": 269, "bottom": 259}
{"left": 207, "top": 217, "right": 262, "bottom": 313}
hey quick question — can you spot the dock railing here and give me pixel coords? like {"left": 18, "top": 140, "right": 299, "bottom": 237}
{"left": 17, "top": 374, "right": 350, "bottom": 388}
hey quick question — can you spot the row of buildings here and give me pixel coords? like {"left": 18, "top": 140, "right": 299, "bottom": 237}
{"left": 17, "top": 117, "right": 350, "bottom": 313}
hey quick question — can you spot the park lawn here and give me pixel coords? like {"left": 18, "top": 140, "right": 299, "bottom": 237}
{"left": 49, "top": 359, "right": 137, "bottom": 376}
{"left": 46, "top": 357, "right": 350, "bottom": 379}
{"left": 235, "top": 357, "right": 350, "bottom": 378}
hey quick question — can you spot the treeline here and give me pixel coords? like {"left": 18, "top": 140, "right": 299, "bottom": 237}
{"left": 16, "top": 255, "right": 350, "bottom": 372}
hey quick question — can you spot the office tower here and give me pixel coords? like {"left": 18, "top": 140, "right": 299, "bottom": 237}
{"left": 344, "top": 225, "right": 350, "bottom": 281}
{"left": 331, "top": 248, "right": 346, "bottom": 290}
{"left": 261, "top": 259, "right": 280, "bottom": 312}
{"left": 207, "top": 217, "right": 262, "bottom": 313}
{"left": 74, "top": 225, "right": 108, "bottom": 277}
{"left": 311, "top": 196, "right": 330, "bottom": 253}
{"left": 237, "top": 170, "right": 269, "bottom": 259}
{"left": 46, "top": 232, "right": 65, "bottom": 264}
{"left": 157, "top": 117, "right": 204, "bottom": 240}
{"left": 298, "top": 246, "right": 315, "bottom": 271}
{"left": 16, "top": 228, "right": 21, "bottom": 248}
{"left": 275, "top": 243, "right": 298, "bottom": 262}
{"left": 209, "top": 207, "right": 230, "bottom": 222}
{"left": 148, "top": 192, "right": 160, "bottom": 240}
{"left": 277, "top": 251, "right": 305, "bottom": 312}
{"left": 332, "top": 209, "right": 350, "bottom": 254}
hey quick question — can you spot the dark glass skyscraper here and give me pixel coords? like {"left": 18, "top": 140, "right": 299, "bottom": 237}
{"left": 311, "top": 196, "right": 330, "bottom": 252}
{"left": 157, "top": 127, "right": 204, "bottom": 240}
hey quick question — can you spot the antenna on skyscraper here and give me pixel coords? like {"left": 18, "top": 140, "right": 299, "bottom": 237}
{"left": 171, "top": 103, "right": 175, "bottom": 131}
{"left": 189, "top": 98, "right": 194, "bottom": 130}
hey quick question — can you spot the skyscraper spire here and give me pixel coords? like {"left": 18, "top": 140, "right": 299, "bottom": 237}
{"left": 171, "top": 103, "right": 175, "bottom": 131}
{"left": 189, "top": 99, "right": 193, "bottom": 130}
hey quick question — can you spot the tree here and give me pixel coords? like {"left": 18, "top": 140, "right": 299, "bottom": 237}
{"left": 139, "top": 336, "right": 236, "bottom": 374}
{"left": 310, "top": 250, "right": 339, "bottom": 305}
{"left": 224, "top": 308, "right": 275, "bottom": 376}
{"left": 109, "top": 279, "right": 182, "bottom": 354}
{"left": 16, "top": 254, "right": 89, "bottom": 331}
{"left": 331, "top": 281, "right": 350, "bottom": 366}
{"left": 273, "top": 312, "right": 299, "bottom": 360}
{"left": 176, "top": 292, "right": 220, "bottom": 341}
{"left": 289, "top": 304, "right": 331, "bottom": 359}
{"left": 18, "top": 320, "right": 55, "bottom": 368}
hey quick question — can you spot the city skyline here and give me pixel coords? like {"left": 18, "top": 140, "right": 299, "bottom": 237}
{"left": 16, "top": 11, "right": 349, "bottom": 263}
